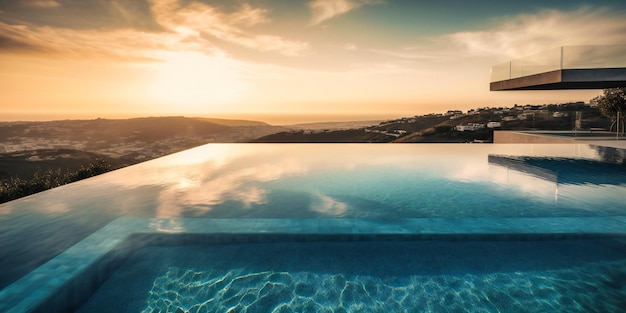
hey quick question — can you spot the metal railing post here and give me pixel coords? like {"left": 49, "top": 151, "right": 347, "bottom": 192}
{"left": 616, "top": 111, "right": 619, "bottom": 140}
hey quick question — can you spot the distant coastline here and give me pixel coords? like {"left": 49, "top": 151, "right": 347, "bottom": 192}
{"left": 1, "top": 112, "right": 405, "bottom": 126}
{"left": 215, "top": 113, "right": 402, "bottom": 125}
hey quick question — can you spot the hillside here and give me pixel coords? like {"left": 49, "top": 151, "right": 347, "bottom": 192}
{"left": 250, "top": 129, "right": 392, "bottom": 143}
{"left": 0, "top": 149, "right": 126, "bottom": 181}
{"left": 193, "top": 117, "right": 269, "bottom": 127}
{"left": 0, "top": 116, "right": 287, "bottom": 186}
{"left": 251, "top": 115, "right": 465, "bottom": 143}
{"left": 252, "top": 103, "right": 612, "bottom": 143}
{"left": 280, "top": 120, "right": 383, "bottom": 131}
{"left": 1, "top": 117, "right": 286, "bottom": 158}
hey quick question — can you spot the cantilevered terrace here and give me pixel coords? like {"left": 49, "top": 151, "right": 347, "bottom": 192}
{"left": 490, "top": 44, "right": 626, "bottom": 91}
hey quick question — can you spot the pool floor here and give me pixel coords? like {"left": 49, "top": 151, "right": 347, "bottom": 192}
{"left": 77, "top": 238, "right": 626, "bottom": 313}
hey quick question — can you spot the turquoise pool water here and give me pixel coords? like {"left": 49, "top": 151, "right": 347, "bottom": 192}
{"left": 0, "top": 143, "right": 625, "bottom": 312}
{"left": 79, "top": 239, "right": 626, "bottom": 313}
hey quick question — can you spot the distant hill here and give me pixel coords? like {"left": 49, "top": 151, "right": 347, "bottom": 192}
{"left": 0, "top": 116, "right": 287, "bottom": 184}
{"left": 251, "top": 104, "right": 611, "bottom": 143}
{"left": 0, "top": 149, "right": 127, "bottom": 181}
{"left": 250, "top": 129, "right": 392, "bottom": 143}
{"left": 280, "top": 120, "right": 382, "bottom": 131}
{"left": 193, "top": 117, "right": 269, "bottom": 127}
{"left": 251, "top": 115, "right": 455, "bottom": 143}
{"left": 0, "top": 116, "right": 286, "bottom": 154}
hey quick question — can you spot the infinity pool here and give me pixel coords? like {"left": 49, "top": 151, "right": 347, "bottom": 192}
{"left": 1, "top": 144, "right": 625, "bottom": 312}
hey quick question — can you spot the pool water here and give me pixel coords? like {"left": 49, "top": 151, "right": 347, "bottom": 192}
{"left": 78, "top": 238, "right": 626, "bottom": 313}
{"left": 1, "top": 143, "right": 625, "bottom": 312}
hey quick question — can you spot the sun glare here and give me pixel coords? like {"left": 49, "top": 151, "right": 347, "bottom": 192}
{"left": 149, "top": 52, "right": 248, "bottom": 112}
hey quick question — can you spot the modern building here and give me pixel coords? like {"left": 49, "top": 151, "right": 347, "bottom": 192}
{"left": 492, "top": 44, "right": 626, "bottom": 145}
{"left": 490, "top": 44, "right": 626, "bottom": 91}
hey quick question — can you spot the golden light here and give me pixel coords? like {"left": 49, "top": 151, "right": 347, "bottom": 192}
{"left": 148, "top": 51, "right": 248, "bottom": 112}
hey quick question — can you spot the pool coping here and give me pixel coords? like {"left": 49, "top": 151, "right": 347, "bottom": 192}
{"left": 2, "top": 216, "right": 626, "bottom": 313}
{"left": 493, "top": 130, "right": 626, "bottom": 148}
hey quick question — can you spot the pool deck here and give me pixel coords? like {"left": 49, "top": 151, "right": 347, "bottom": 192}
{"left": 494, "top": 130, "right": 626, "bottom": 149}
{"left": 2, "top": 216, "right": 626, "bottom": 313}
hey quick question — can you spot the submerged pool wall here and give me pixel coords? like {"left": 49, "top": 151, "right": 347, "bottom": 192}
{"left": 2, "top": 217, "right": 626, "bottom": 313}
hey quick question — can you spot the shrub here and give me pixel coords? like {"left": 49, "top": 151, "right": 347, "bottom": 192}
{"left": 0, "top": 159, "right": 112, "bottom": 204}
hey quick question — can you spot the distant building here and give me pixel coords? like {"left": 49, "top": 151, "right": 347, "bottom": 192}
{"left": 445, "top": 110, "right": 464, "bottom": 116}
{"left": 487, "top": 121, "right": 501, "bottom": 128}
{"left": 455, "top": 123, "right": 485, "bottom": 131}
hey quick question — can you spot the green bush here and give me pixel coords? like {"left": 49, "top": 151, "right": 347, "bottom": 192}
{"left": 0, "top": 159, "right": 112, "bottom": 204}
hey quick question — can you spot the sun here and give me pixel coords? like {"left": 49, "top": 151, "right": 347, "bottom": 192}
{"left": 149, "top": 51, "right": 248, "bottom": 112}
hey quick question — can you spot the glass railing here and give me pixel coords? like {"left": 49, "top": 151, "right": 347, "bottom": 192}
{"left": 491, "top": 44, "right": 626, "bottom": 82}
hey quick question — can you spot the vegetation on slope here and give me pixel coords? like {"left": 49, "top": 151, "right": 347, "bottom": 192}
{"left": 252, "top": 102, "right": 612, "bottom": 143}
{"left": 0, "top": 159, "right": 112, "bottom": 203}
{"left": 250, "top": 129, "right": 392, "bottom": 143}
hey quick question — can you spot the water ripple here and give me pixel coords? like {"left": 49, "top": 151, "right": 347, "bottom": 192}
{"left": 140, "top": 260, "right": 626, "bottom": 313}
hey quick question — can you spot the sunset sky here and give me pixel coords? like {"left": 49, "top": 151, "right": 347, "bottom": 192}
{"left": 2, "top": 0, "right": 626, "bottom": 123}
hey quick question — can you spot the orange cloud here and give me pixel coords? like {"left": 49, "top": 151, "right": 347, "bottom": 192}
{"left": 150, "top": 0, "right": 309, "bottom": 56}
{"left": 0, "top": 0, "right": 308, "bottom": 60}
{"left": 0, "top": 21, "right": 182, "bottom": 61}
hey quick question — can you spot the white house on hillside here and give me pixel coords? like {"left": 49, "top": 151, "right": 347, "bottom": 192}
{"left": 455, "top": 123, "right": 485, "bottom": 131}
{"left": 487, "top": 121, "right": 501, "bottom": 128}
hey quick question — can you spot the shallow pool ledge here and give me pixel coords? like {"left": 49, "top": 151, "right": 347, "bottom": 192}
{"left": 2, "top": 216, "right": 626, "bottom": 313}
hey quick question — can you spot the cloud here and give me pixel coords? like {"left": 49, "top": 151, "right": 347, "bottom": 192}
{"left": 231, "top": 34, "right": 309, "bottom": 57}
{"left": 446, "top": 7, "right": 626, "bottom": 60}
{"left": 149, "top": 153, "right": 307, "bottom": 217}
{"left": 0, "top": 0, "right": 309, "bottom": 60}
{"left": 0, "top": 21, "right": 185, "bottom": 61}
{"left": 308, "top": 0, "right": 384, "bottom": 25}
{"left": 21, "top": 0, "right": 60, "bottom": 8}
{"left": 367, "top": 6, "right": 626, "bottom": 70}
{"left": 227, "top": 3, "right": 271, "bottom": 26}
{"left": 310, "top": 193, "right": 348, "bottom": 216}
{"left": 150, "top": 0, "right": 309, "bottom": 56}
{"left": 0, "top": 30, "right": 44, "bottom": 52}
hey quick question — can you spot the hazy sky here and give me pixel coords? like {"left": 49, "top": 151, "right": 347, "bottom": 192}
{"left": 2, "top": 0, "right": 626, "bottom": 122}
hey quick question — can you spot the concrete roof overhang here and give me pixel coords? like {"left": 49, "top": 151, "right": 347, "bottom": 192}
{"left": 490, "top": 68, "right": 626, "bottom": 91}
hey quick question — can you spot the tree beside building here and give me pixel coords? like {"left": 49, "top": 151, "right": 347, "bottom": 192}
{"left": 591, "top": 87, "right": 626, "bottom": 133}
